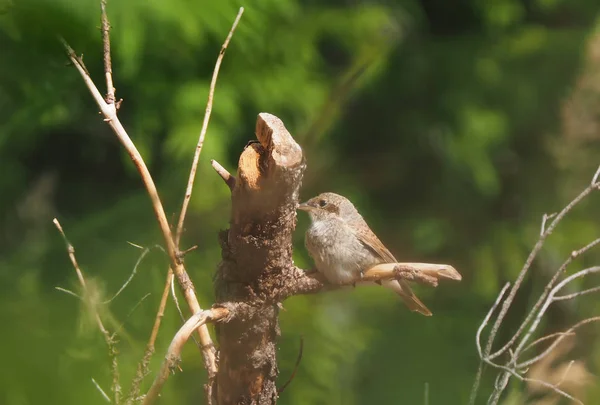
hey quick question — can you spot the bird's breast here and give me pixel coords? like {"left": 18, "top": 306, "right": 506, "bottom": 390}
{"left": 305, "top": 219, "right": 379, "bottom": 284}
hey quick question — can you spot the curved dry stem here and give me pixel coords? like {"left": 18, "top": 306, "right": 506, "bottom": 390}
{"left": 142, "top": 307, "right": 230, "bottom": 405}
{"left": 515, "top": 266, "right": 600, "bottom": 355}
{"left": 490, "top": 237, "right": 600, "bottom": 360}
{"left": 469, "top": 282, "right": 511, "bottom": 405}
{"left": 519, "top": 316, "right": 600, "bottom": 369}
{"left": 60, "top": 34, "right": 217, "bottom": 377}
{"left": 127, "top": 271, "right": 173, "bottom": 404}
{"left": 53, "top": 218, "right": 121, "bottom": 404}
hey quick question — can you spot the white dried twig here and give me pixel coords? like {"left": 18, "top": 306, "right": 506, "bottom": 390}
{"left": 469, "top": 166, "right": 600, "bottom": 405}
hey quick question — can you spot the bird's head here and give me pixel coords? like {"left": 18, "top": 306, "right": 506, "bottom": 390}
{"left": 297, "top": 192, "right": 359, "bottom": 222}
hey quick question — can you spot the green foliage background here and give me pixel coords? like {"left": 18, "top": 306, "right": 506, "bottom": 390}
{"left": 1, "top": 0, "right": 600, "bottom": 404}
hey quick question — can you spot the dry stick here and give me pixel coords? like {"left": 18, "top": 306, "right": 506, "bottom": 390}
{"left": 53, "top": 218, "right": 122, "bottom": 404}
{"left": 60, "top": 36, "right": 217, "bottom": 381}
{"left": 469, "top": 181, "right": 600, "bottom": 405}
{"left": 211, "top": 159, "right": 236, "bottom": 190}
{"left": 514, "top": 266, "right": 600, "bottom": 357}
{"left": 485, "top": 361, "right": 583, "bottom": 405}
{"left": 61, "top": 3, "right": 217, "bottom": 375}
{"left": 142, "top": 307, "right": 230, "bottom": 405}
{"left": 483, "top": 265, "right": 600, "bottom": 404}
{"left": 485, "top": 183, "right": 599, "bottom": 359}
{"left": 100, "top": 0, "right": 115, "bottom": 105}
{"left": 469, "top": 283, "right": 511, "bottom": 405}
{"left": 127, "top": 271, "right": 174, "bottom": 404}
{"left": 485, "top": 267, "right": 600, "bottom": 404}
{"left": 490, "top": 236, "right": 600, "bottom": 361}
{"left": 519, "top": 316, "right": 600, "bottom": 369}
{"left": 174, "top": 6, "right": 244, "bottom": 246}
{"left": 105, "top": 246, "right": 153, "bottom": 304}
{"left": 92, "top": 378, "right": 112, "bottom": 403}
{"left": 479, "top": 347, "right": 582, "bottom": 405}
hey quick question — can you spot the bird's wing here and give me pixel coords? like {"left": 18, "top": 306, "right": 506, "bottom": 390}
{"left": 353, "top": 221, "right": 432, "bottom": 316}
{"left": 352, "top": 222, "right": 397, "bottom": 263}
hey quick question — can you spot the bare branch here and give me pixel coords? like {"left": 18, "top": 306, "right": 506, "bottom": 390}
{"left": 55, "top": 286, "right": 82, "bottom": 300}
{"left": 482, "top": 357, "right": 583, "bottom": 405}
{"left": 490, "top": 237, "right": 600, "bottom": 360}
{"left": 127, "top": 271, "right": 173, "bottom": 404}
{"left": 468, "top": 282, "right": 511, "bottom": 405}
{"left": 53, "top": 218, "right": 121, "bottom": 404}
{"left": 174, "top": 7, "right": 244, "bottom": 246}
{"left": 519, "top": 317, "right": 600, "bottom": 369}
{"left": 484, "top": 182, "right": 598, "bottom": 357}
{"left": 554, "top": 285, "right": 600, "bottom": 301}
{"left": 142, "top": 307, "right": 230, "bottom": 405}
{"left": 61, "top": 26, "right": 217, "bottom": 378}
{"left": 476, "top": 283, "right": 511, "bottom": 358}
{"left": 470, "top": 165, "right": 600, "bottom": 404}
{"left": 92, "top": 378, "right": 112, "bottom": 403}
{"left": 100, "top": 0, "right": 115, "bottom": 105}
{"left": 522, "top": 331, "right": 576, "bottom": 355}
{"left": 515, "top": 266, "right": 600, "bottom": 354}
{"left": 211, "top": 159, "right": 236, "bottom": 190}
{"left": 105, "top": 246, "right": 153, "bottom": 303}
{"left": 592, "top": 164, "right": 600, "bottom": 185}
{"left": 540, "top": 212, "right": 556, "bottom": 236}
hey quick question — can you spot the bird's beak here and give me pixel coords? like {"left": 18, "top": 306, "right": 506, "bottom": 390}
{"left": 297, "top": 202, "right": 313, "bottom": 212}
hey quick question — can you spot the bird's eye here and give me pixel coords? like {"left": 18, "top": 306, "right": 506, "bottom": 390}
{"left": 318, "top": 199, "right": 327, "bottom": 208}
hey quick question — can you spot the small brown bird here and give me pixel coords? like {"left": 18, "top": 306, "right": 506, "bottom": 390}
{"left": 298, "top": 192, "right": 432, "bottom": 316}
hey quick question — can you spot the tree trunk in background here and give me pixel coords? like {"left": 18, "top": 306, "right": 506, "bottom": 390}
{"left": 214, "top": 113, "right": 305, "bottom": 405}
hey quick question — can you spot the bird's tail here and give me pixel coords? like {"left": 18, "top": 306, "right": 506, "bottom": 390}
{"left": 383, "top": 280, "right": 432, "bottom": 316}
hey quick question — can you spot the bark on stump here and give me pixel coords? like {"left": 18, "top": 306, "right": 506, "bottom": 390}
{"left": 215, "top": 113, "right": 305, "bottom": 405}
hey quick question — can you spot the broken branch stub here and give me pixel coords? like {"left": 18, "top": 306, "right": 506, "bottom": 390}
{"left": 215, "top": 113, "right": 305, "bottom": 405}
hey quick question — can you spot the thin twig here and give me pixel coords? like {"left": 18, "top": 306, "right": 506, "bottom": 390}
{"left": 53, "top": 218, "right": 121, "bottom": 404}
{"left": 278, "top": 336, "right": 304, "bottom": 395}
{"left": 554, "top": 285, "right": 600, "bottom": 301}
{"left": 592, "top": 164, "right": 600, "bottom": 185}
{"left": 469, "top": 282, "right": 511, "bottom": 405}
{"left": 515, "top": 266, "right": 600, "bottom": 355}
{"left": 518, "top": 317, "right": 600, "bottom": 369}
{"left": 555, "top": 360, "right": 575, "bottom": 387}
{"left": 55, "top": 286, "right": 82, "bottom": 300}
{"left": 174, "top": 7, "right": 244, "bottom": 246}
{"left": 171, "top": 274, "right": 185, "bottom": 322}
{"left": 522, "top": 331, "right": 576, "bottom": 355}
{"left": 105, "top": 247, "right": 152, "bottom": 303}
{"left": 115, "top": 293, "right": 151, "bottom": 335}
{"left": 127, "top": 271, "right": 173, "bottom": 404}
{"left": 476, "top": 283, "right": 511, "bottom": 358}
{"left": 482, "top": 358, "right": 583, "bottom": 405}
{"left": 61, "top": 29, "right": 217, "bottom": 377}
{"left": 92, "top": 378, "right": 112, "bottom": 403}
{"left": 142, "top": 307, "right": 230, "bottom": 405}
{"left": 490, "top": 237, "right": 600, "bottom": 360}
{"left": 211, "top": 159, "right": 236, "bottom": 190}
{"left": 471, "top": 169, "right": 600, "bottom": 404}
{"left": 540, "top": 213, "right": 557, "bottom": 236}
{"left": 100, "top": 0, "right": 115, "bottom": 105}
{"left": 486, "top": 187, "right": 599, "bottom": 361}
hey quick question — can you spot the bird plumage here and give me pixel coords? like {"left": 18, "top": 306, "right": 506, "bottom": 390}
{"left": 299, "top": 192, "right": 432, "bottom": 316}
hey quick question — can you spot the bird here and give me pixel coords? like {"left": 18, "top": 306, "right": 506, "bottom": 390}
{"left": 297, "top": 192, "right": 432, "bottom": 316}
